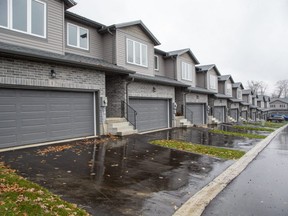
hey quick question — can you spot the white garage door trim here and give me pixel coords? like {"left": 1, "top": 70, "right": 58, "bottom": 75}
{"left": 0, "top": 88, "right": 97, "bottom": 149}
{"left": 129, "top": 98, "right": 170, "bottom": 132}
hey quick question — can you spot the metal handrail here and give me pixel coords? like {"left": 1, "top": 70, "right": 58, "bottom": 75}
{"left": 121, "top": 100, "right": 137, "bottom": 129}
{"left": 185, "top": 107, "right": 194, "bottom": 123}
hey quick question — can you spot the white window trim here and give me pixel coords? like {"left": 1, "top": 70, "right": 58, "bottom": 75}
{"left": 181, "top": 62, "right": 192, "bottom": 81}
{"left": 226, "top": 83, "right": 232, "bottom": 96}
{"left": 0, "top": 0, "right": 47, "bottom": 38}
{"left": 154, "top": 55, "right": 159, "bottom": 71}
{"left": 67, "top": 23, "right": 89, "bottom": 50}
{"left": 126, "top": 38, "right": 148, "bottom": 67}
{"left": 209, "top": 74, "right": 217, "bottom": 90}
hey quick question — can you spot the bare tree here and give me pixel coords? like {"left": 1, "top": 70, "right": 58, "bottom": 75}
{"left": 274, "top": 79, "right": 288, "bottom": 98}
{"left": 247, "top": 80, "right": 268, "bottom": 95}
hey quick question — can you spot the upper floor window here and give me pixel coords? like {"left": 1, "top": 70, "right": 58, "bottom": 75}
{"left": 0, "top": 0, "right": 46, "bottom": 38}
{"left": 126, "top": 38, "right": 148, "bottom": 67}
{"left": 182, "top": 62, "right": 192, "bottom": 81}
{"left": 226, "top": 83, "right": 232, "bottom": 96}
{"left": 154, "top": 55, "right": 159, "bottom": 71}
{"left": 237, "top": 89, "right": 242, "bottom": 99}
{"left": 67, "top": 23, "right": 89, "bottom": 50}
{"left": 209, "top": 74, "right": 217, "bottom": 90}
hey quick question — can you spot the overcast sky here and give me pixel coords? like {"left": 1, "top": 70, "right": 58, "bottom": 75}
{"left": 70, "top": 0, "right": 288, "bottom": 94}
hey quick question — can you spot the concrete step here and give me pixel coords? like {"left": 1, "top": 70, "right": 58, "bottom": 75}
{"left": 106, "top": 118, "right": 127, "bottom": 124}
{"left": 107, "top": 121, "right": 130, "bottom": 129}
{"left": 117, "top": 129, "right": 138, "bottom": 136}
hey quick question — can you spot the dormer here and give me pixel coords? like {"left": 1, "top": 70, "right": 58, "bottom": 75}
{"left": 195, "top": 64, "right": 221, "bottom": 93}
{"left": 242, "top": 89, "right": 254, "bottom": 104}
{"left": 218, "top": 75, "right": 234, "bottom": 96}
{"left": 165, "top": 49, "right": 200, "bottom": 87}
{"left": 99, "top": 20, "right": 160, "bottom": 76}
{"left": 232, "top": 82, "right": 244, "bottom": 100}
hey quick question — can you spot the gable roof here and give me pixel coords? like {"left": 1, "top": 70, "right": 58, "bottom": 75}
{"left": 242, "top": 89, "right": 253, "bottom": 95}
{"left": 270, "top": 98, "right": 288, "bottom": 104}
{"left": 63, "top": 0, "right": 77, "bottom": 9}
{"left": 99, "top": 20, "right": 161, "bottom": 46}
{"left": 218, "top": 75, "right": 234, "bottom": 83}
{"left": 0, "top": 42, "right": 134, "bottom": 75}
{"left": 232, "top": 82, "right": 244, "bottom": 89}
{"left": 65, "top": 11, "right": 105, "bottom": 29}
{"left": 166, "top": 48, "right": 200, "bottom": 64}
{"left": 195, "top": 64, "right": 221, "bottom": 75}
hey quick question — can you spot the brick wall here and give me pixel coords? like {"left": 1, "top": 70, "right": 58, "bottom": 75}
{"left": 0, "top": 56, "right": 106, "bottom": 133}
{"left": 106, "top": 75, "right": 126, "bottom": 117}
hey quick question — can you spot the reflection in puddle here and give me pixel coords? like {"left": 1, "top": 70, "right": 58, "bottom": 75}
{"left": 0, "top": 126, "right": 260, "bottom": 216}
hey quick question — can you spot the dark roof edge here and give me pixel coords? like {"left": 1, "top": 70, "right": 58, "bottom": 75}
{"left": 128, "top": 74, "right": 190, "bottom": 87}
{"left": 0, "top": 48, "right": 134, "bottom": 75}
{"left": 99, "top": 20, "right": 161, "bottom": 46}
{"left": 65, "top": 11, "right": 105, "bottom": 29}
{"left": 64, "top": 0, "right": 77, "bottom": 9}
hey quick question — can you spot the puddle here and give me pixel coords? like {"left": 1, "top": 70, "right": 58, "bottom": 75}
{"left": 0, "top": 129, "right": 234, "bottom": 216}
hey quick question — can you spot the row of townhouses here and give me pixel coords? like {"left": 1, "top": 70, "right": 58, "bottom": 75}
{"left": 0, "top": 0, "right": 271, "bottom": 149}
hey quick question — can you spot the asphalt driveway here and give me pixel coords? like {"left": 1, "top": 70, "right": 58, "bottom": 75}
{"left": 0, "top": 127, "right": 259, "bottom": 216}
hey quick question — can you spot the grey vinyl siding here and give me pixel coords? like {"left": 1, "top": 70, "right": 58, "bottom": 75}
{"left": 64, "top": 19, "right": 103, "bottom": 59}
{"left": 218, "top": 82, "right": 225, "bottom": 94}
{"left": 0, "top": 0, "right": 64, "bottom": 54}
{"left": 232, "top": 88, "right": 237, "bottom": 98}
{"left": 242, "top": 95, "right": 248, "bottom": 103}
{"left": 196, "top": 73, "right": 206, "bottom": 88}
{"left": 102, "top": 34, "right": 115, "bottom": 64}
{"left": 116, "top": 26, "right": 154, "bottom": 76}
{"left": 164, "top": 58, "right": 176, "bottom": 79}
{"left": 207, "top": 69, "right": 218, "bottom": 92}
{"left": 177, "top": 53, "right": 196, "bottom": 87}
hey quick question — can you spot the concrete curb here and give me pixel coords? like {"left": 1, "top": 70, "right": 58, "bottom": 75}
{"left": 173, "top": 124, "right": 287, "bottom": 216}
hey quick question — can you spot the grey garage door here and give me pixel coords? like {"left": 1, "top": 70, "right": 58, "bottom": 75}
{"left": 186, "top": 103, "right": 205, "bottom": 125}
{"left": 230, "top": 109, "right": 238, "bottom": 121}
{"left": 129, "top": 99, "right": 169, "bottom": 132}
{"left": 214, "top": 106, "right": 225, "bottom": 123}
{"left": 0, "top": 88, "right": 95, "bottom": 148}
{"left": 241, "top": 111, "right": 248, "bottom": 120}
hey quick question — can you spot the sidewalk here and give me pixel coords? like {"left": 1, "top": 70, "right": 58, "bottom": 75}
{"left": 203, "top": 126, "right": 288, "bottom": 216}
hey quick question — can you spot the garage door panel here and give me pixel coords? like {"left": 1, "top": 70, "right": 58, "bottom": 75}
{"left": 129, "top": 99, "right": 169, "bottom": 132}
{"left": 230, "top": 109, "right": 238, "bottom": 121}
{"left": 0, "top": 88, "right": 95, "bottom": 148}
{"left": 214, "top": 106, "right": 225, "bottom": 122}
{"left": 186, "top": 104, "right": 204, "bottom": 125}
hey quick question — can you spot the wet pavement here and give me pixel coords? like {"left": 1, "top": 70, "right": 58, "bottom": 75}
{"left": 0, "top": 127, "right": 262, "bottom": 216}
{"left": 203, "top": 126, "right": 288, "bottom": 216}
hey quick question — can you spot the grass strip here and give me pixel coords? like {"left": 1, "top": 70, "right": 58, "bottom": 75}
{"left": 233, "top": 125, "right": 274, "bottom": 132}
{"left": 244, "top": 122, "right": 287, "bottom": 128}
{"left": 210, "top": 129, "right": 267, "bottom": 139}
{"left": 0, "top": 162, "right": 89, "bottom": 216}
{"left": 150, "top": 140, "right": 245, "bottom": 160}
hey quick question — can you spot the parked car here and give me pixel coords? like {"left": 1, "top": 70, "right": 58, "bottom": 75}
{"left": 267, "top": 115, "right": 285, "bottom": 123}
{"left": 271, "top": 114, "right": 288, "bottom": 121}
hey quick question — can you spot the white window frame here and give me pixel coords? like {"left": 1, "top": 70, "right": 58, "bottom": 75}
{"left": 0, "top": 0, "right": 47, "bottom": 38}
{"left": 209, "top": 74, "right": 217, "bottom": 90}
{"left": 126, "top": 38, "right": 148, "bottom": 67}
{"left": 226, "top": 83, "right": 232, "bottom": 96}
{"left": 67, "top": 23, "right": 89, "bottom": 50}
{"left": 154, "top": 55, "right": 159, "bottom": 71}
{"left": 181, "top": 62, "right": 192, "bottom": 81}
{"left": 237, "top": 89, "right": 242, "bottom": 99}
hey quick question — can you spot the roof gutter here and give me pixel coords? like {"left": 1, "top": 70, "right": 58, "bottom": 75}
{"left": 0, "top": 49, "right": 134, "bottom": 75}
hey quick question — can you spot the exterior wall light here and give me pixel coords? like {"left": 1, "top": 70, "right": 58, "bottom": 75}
{"left": 50, "top": 69, "right": 56, "bottom": 78}
{"left": 153, "top": 87, "right": 156, "bottom": 92}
